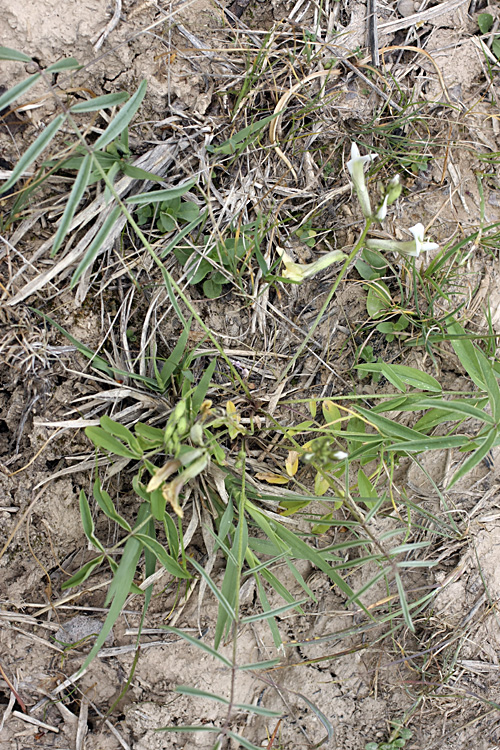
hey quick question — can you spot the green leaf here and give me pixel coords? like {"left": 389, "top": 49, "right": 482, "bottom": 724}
{"left": 162, "top": 626, "right": 233, "bottom": 667}
{"left": 93, "top": 79, "right": 147, "bottom": 150}
{"left": 51, "top": 153, "right": 92, "bottom": 256}
{"left": 0, "top": 113, "right": 64, "bottom": 195}
{"left": 240, "top": 599, "right": 307, "bottom": 623}
{"left": 395, "top": 571, "right": 413, "bottom": 631}
{"left": 61, "top": 555, "right": 104, "bottom": 590}
{"left": 447, "top": 320, "right": 485, "bottom": 389}
{"left": 93, "top": 478, "right": 132, "bottom": 532}
{"left": 356, "top": 364, "right": 441, "bottom": 393}
{"left": 238, "top": 659, "right": 281, "bottom": 670}
{"left": 203, "top": 277, "right": 225, "bottom": 299}
{"left": 412, "top": 397, "right": 494, "bottom": 426}
{"left": 387, "top": 435, "right": 468, "bottom": 452}
{"left": 120, "top": 163, "right": 162, "bottom": 182}
{"left": 366, "top": 280, "right": 392, "bottom": 319}
{"left": 478, "top": 12, "right": 494, "bottom": 33}
{"left": 0, "top": 47, "right": 32, "bottom": 62}
{"left": 85, "top": 425, "right": 139, "bottom": 459}
{"left": 447, "top": 429, "right": 496, "bottom": 489}
{"left": 158, "top": 324, "right": 191, "bottom": 385}
{"left": 100, "top": 415, "right": 144, "bottom": 456}
{"left": 0, "top": 73, "right": 40, "bottom": 115}
{"left": 45, "top": 57, "right": 81, "bottom": 73}
{"left": 249, "top": 505, "right": 357, "bottom": 605}
{"left": 134, "top": 534, "right": 190, "bottom": 579}
{"left": 192, "top": 358, "right": 217, "bottom": 416}
{"left": 190, "top": 557, "right": 236, "bottom": 624}
{"left": 476, "top": 350, "right": 500, "bottom": 422}
{"left": 78, "top": 505, "right": 148, "bottom": 674}
{"left": 70, "top": 205, "right": 122, "bottom": 287}
{"left": 134, "top": 422, "right": 165, "bottom": 447}
{"left": 79, "top": 490, "right": 105, "bottom": 553}
{"left": 322, "top": 400, "right": 341, "bottom": 428}
{"left": 175, "top": 686, "right": 229, "bottom": 704}
{"left": 126, "top": 178, "right": 197, "bottom": 205}
{"left": 208, "top": 113, "right": 277, "bottom": 155}
{"left": 70, "top": 92, "right": 129, "bottom": 112}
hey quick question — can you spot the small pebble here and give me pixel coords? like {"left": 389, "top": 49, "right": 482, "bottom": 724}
{"left": 397, "top": 0, "right": 415, "bottom": 17}
{"left": 54, "top": 615, "right": 114, "bottom": 647}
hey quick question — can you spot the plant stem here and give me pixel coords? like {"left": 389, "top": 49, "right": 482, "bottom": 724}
{"left": 279, "top": 218, "right": 373, "bottom": 382}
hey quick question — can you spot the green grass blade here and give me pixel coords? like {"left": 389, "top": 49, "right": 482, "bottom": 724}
{"left": 175, "top": 686, "right": 229, "bottom": 705}
{"left": 0, "top": 47, "right": 32, "bottom": 62}
{"left": 411, "top": 398, "right": 494, "bottom": 425}
{"left": 93, "top": 478, "right": 132, "bottom": 532}
{"left": 192, "top": 357, "right": 217, "bottom": 415}
{"left": 70, "top": 205, "right": 121, "bottom": 287}
{"left": 447, "top": 320, "right": 485, "bottom": 389}
{"left": 356, "top": 363, "right": 441, "bottom": 392}
{"left": 85, "top": 426, "right": 139, "bottom": 459}
{"left": 297, "top": 692, "right": 334, "bottom": 743}
{"left": 190, "top": 557, "right": 236, "bottom": 622}
{"left": 157, "top": 726, "right": 219, "bottom": 734}
{"left": 100, "top": 415, "right": 144, "bottom": 455}
{"left": 395, "top": 571, "right": 414, "bottom": 631}
{"left": 386, "top": 435, "right": 468, "bottom": 452}
{"left": 45, "top": 57, "right": 81, "bottom": 73}
{"left": 78, "top": 505, "right": 148, "bottom": 674}
{"left": 134, "top": 534, "right": 190, "bottom": 579}
{"left": 126, "top": 178, "right": 197, "bottom": 205}
{"left": 159, "top": 324, "right": 191, "bottom": 384}
{"left": 51, "top": 153, "right": 92, "bottom": 256}
{"left": 0, "top": 113, "right": 64, "bottom": 195}
{"left": 78, "top": 489, "right": 105, "bottom": 553}
{"left": 0, "top": 73, "right": 40, "bottom": 112}
{"left": 162, "top": 626, "right": 232, "bottom": 667}
{"left": 226, "top": 731, "right": 266, "bottom": 750}
{"left": 93, "top": 79, "right": 147, "bottom": 150}
{"left": 238, "top": 658, "right": 281, "bottom": 670}
{"left": 70, "top": 92, "right": 129, "bottom": 112}
{"left": 447, "top": 429, "right": 496, "bottom": 489}
{"left": 241, "top": 598, "right": 307, "bottom": 624}
{"left": 61, "top": 555, "right": 104, "bottom": 590}
{"left": 477, "top": 349, "right": 500, "bottom": 422}
{"left": 30, "top": 309, "right": 116, "bottom": 378}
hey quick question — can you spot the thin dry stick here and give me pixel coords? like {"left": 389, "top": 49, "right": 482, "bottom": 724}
{"left": 367, "top": 0, "right": 380, "bottom": 67}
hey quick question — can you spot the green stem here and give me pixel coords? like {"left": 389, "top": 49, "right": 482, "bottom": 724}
{"left": 279, "top": 218, "right": 373, "bottom": 382}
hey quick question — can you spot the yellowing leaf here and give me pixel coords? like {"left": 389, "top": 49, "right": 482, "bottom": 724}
{"left": 162, "top": 477, "right": 184, "bottom": 518}
{"left": 146, "top": 459, "right": 181, "bottom": 492}
{"left": 226, "top": 400, "right": 244, "bottom": 439}
{"left": 285, "top": 450, "right": 300, "bottom": 477}
{"left": 314, "top": 472, "right": 330, "bottom": 496}
{"left": 255, "top": 472, "right": 290, "bottom": 485}
{"left": 226, "top": 400, "right": 237, "bottom": 417}
{"left": 309, "top": 399, "right": 317, "bottom": 418}
{"left": 322, "top": 400, "right": 341, "bottom": 429}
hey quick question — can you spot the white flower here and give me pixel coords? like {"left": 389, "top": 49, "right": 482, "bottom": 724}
{"left": 278, "top": 248, "right": 346, "bottom": 282}
{"left": 346, "top": 143, "right": 377, "bottom": 218}
{"left": 332, "top": 451, "right": 348, "bottom": 460}
{"left": 374, "top": 195, "right": 388, "bottom": 222}
{"left": 408, "top": 223, "right": 439, "bottom": 256}
{"left": 366, "top": 222, "right": 439, "bottom": 258}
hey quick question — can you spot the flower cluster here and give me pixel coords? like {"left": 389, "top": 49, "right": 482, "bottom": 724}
{"left": 277, "top": 142, "right": 439, "bottom": 281}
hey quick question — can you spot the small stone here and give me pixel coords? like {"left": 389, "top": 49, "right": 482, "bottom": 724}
{"left": 397, "top": 0, "right": 415, "bottom": 17}
{"left": 54, "top": 616, "right": 114, "bottom": 647}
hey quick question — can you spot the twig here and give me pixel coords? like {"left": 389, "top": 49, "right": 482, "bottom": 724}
{"left": 92, "top": 0, "right": 122, "bottom": 51}
{"left": 367, "top": 0, "right": 380, "bottom": 67}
